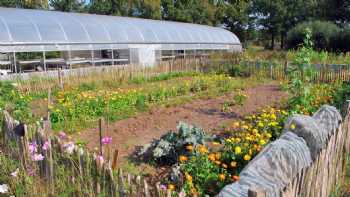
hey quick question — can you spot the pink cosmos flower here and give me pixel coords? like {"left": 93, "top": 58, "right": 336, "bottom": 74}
{"left": 58, "top": 131, "right": 67, "bottom": 139}
{"left": 63, "top": 142, "right": 75, "bottom": 154}
{"left": 101, "top": 137, "right": 112, "bottom": 145}
{"left": 27, "top": 167, "right": 35, "bottom": 176}
{"left": 31, "top": 153, "right": 44, "bottom": 161}
{"left": 97, "top": 155, "right": 104, "bottom": 164}
{"left": 10, "top": 168, "right": 19, "bottom": 177}
{"left": 28, "top": 142, "right": 37, "bottom": 154}
{"left": 159, "top": 184, "right": 167, "bottom": 190}
{"left": 42, "top": 141, "right": 50, "bottom": 151}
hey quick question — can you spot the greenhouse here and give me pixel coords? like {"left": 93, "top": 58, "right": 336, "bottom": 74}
{"left": 0, "top": 7, "right": 242, "bottom": 74}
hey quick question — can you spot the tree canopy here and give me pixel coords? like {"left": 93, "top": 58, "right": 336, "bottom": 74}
{"left": 1, "top": 0, "right": 348, "bottom": 49}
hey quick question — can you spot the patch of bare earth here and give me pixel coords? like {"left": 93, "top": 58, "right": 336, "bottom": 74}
{"left": 74, "top": 83, "right": 287, "bottom": 165}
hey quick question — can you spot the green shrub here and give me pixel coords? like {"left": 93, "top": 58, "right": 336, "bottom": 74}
{"left": 330, "top": 27, "right": 350, "bottom": 53}
{"left": 286, "top": 21, "right": 341, "bottom": 50}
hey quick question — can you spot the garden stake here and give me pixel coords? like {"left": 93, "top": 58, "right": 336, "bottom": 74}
{"left": 99, "top": 118, "right": 103, "bottom": 156}
{"left": 112, "top": 149, "right": 119, "bottom": 170}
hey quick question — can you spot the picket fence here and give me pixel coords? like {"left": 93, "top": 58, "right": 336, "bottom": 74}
{"left": 2, "top": 111, "right": 184, "bottom": 197}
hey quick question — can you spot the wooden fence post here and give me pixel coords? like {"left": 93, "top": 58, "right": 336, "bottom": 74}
{"left": 269, "top": 63, "right": 273, "bottom": 79}
{"left": 99, "top": 118, "right": 103, "bottom": 156}
{"left": 58, "top": 68, "right": 63, "bottom": 89}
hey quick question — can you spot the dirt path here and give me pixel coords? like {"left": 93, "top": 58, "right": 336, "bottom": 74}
{"left": 74, "top": 83, "right": 287, "bottom": 163}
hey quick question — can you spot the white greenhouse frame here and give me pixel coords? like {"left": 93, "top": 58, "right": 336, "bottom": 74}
{"left": 0, "top": 7, "right": 242, "bottom": 74}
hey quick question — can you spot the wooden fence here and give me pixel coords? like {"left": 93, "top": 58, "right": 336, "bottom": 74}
{"left": 5, "top": 56, "right": 350, "bottom": 94}
{"left": 239, "top": 60, "right": 350, "bottom": 82}
{"left": 219, "top": 104, "right": 350, "bottom": 197}
{"left": 1, "top": 110, "right": 184, "bottom": 197}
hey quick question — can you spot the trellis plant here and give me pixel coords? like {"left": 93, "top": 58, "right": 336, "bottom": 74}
{"left": 287, "top": 28, "right": 317, "bottom": 114}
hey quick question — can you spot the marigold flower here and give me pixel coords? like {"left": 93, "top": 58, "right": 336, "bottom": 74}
{"left": 218, "top": 174, "right": 226, "bottom": 181}
{"left": 244, "top": 154, "right": 251, "bottom": 161}
{"left": 208, "top": 153, "right": 216, "bottom": 161}
{"left": 185, "top": 173, "right": 193, "bottom": 182}
{"left": 215, "top": 153, "right": 221, "bottom": 160}
{"left": 232, "top": 122, "right": 240, "bottom": 128}
{"left": 232, "top": 175, "right": 240, "bottom": 181}
{"left": 186, "top": 145, "right": 193, "bottom": 151}
{"left": 259, "top": 139, "right": 266, "bottom": 146}
{"left": 230, "top": 161, "right": 237, "bottom": 167}
{"left": 168, "top": 184, "right": 175, "bottom": 191}
{"left": 197, "top": 145, "right": 208, "bottom": 154}
{"left": 179, "top": 155, "right": 188, "bottom": 162}
{"left": 235, "top": 146, "right": 242, "bottom": 154}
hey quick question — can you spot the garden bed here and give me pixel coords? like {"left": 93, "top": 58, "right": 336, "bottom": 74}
{"left": 74, "top": 83, "right": 287, "bottom": 167}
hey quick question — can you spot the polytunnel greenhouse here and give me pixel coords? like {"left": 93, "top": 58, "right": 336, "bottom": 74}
{"left": 0, "top": 7, "right": 242, "bottom": 75}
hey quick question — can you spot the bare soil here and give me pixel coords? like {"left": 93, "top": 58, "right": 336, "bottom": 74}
{"left": 74, "top": 83, "right": 288, "bottom": 165}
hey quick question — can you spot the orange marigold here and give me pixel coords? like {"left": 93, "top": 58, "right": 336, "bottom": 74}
{"left": 219, "top": 174, "right": 226, "bottom": 181}
{"left": 179, "top": 155, "right": 188, "bottom": 162}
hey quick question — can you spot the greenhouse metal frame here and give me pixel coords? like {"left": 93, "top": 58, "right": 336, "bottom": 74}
{"left": 0, "top": 7, "right": 242, "bottom": 74}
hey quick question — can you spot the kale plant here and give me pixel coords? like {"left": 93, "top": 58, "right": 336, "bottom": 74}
{"left": 138, "top": 122, "right": 210, "bottom": 165}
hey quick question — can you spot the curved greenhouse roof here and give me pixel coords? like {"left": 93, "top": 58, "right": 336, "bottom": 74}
{"left": 0, "top": 7, "right": 241, "bottom": 52}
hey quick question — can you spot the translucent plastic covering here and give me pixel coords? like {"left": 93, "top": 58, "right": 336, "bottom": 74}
{"left": 0, "top": 7, "right": 241, "bottom": 52}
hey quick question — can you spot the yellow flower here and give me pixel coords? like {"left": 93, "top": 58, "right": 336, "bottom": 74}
{"left": 186, "top": 145, "right": 193, "bottom": 151}
{"left": 233, "top": 122, "right": 240, "bottom": 128}
{"left": 208, "top": 153, "right": 216, "bottom": 161}
{"left": 249, "top": 149, "right": 253, "bottom": 155}
{"left": 242, "top": 125, "right": 249, "bottom": 130}
{"left": 258, "top": 122, "right": 264, "bottom": 127}
{"left": 185, "top": 173, "right": 193, "bottom": 182}
{"left": 179, "top": 155, "right": 188, "bottom": 162}
{"left": 259, "top": 139, "right": 266, "bottom": 146}
{"left": 290, "top": 123, "right": 296, "bottom": 130}
{"left": 244, "top": 154, "right": 251, "bottom": 161}
{"left": 270, "top": 114, "right": 277, "bottom": 120}
{"left": 190, "top": 187, "right": 198, "bottom": 195}
{"left": 266, "top": 133, "right": 272, "bottom": 138}
{"left": 230, "top": 161, "right": 237, "bottom": 168}
{"left": 197, "top": 145, "right": 208, "bottom": 154}
{"left": 215, "top": 153, "right": 221, "bottom": 160}
{"left": 168, "top": 184, "right": 175, "bottom": 190}
{"left": 218, "top": 174, "right": 226, "bottom": 181}
{"left": 212, "top": 142, "right": 220, "bottom": 146}
{"left": 235, "top": 146, "right": 242, "bottom": 154}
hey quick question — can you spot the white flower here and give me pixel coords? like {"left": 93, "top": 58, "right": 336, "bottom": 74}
{"left": 0, "top": 184, "right": 9, "bottom": 193}
{"left": 31, "top": 153, "right": 44, "bottom": 161}
{"left": 10, "top": 168, "right": 19, "bottom": 177}
{"left": 63, "top": 142, "right": 75, "bottom": 154}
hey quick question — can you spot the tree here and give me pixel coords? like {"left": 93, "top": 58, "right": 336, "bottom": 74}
{"left": 0, "top": 0, "right": 17, "bottom": 7}
{"left": 0, "top": 0, "right": 48, "bottom": 9}
{"left": 50, "top": 0, "right": 86, "bottom": 12}
{"left": 135, "top": 0, "right": 161, "bottom": 19}
{"left": 88, "top": 0, "right": 134, "bottom": 16}
{"left": 24, "top": 0, "right": 48, "bottom": 9}
{"left": 222, "top": 0, "right": 251, "bottom": 44}
{"left": 318, "top": 0, "right": 350, "bottom": 24}
{"left": 251, "top": 0, "right": 316, "bottom": 49}
{"left": 161, "top": 0, "right": 220, "bottom": 25}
